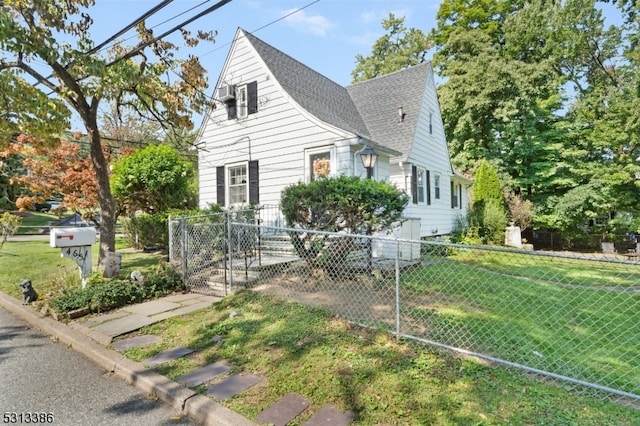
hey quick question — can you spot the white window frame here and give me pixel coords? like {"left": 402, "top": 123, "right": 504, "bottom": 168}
{"left": 417, "top": 167, "right": 426, "bottom": 203}
{"left": 305, "top": 146, "right": 336, "bottom": 182}
{"left": 434, "top": 173, "right": 441, "bottom": 199}
{"left": 236, "top": 85, "right": 248, "bottom": 119}
{"left": 227, "top": 162, "right": 248, "bottom": 206}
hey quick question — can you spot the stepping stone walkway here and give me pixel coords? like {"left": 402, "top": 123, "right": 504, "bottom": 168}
{"left": 206, "top": 373, "right": 261, "bottom": 400}
{"left": 176, "top": 361, "right": 231, "bottom": 388}
{"left": 142, "top": 346, "right": 195, "bottom": 368}
{"left": 255, "top": 393, "right": 310, "bottom": 426}
{"left": 111, "top": 334, "right": 160, "bottom": 351}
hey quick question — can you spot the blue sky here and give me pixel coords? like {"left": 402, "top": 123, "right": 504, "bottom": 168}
{"left": 65, "top": 0, "right": 622, "bottom": 131}
{"left": 88, "top": 0, "right": 441, "bottom": 87}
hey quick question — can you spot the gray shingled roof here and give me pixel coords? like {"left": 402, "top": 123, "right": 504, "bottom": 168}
{"left": 242, "top": 29, "right": 371, "bottom": 138}
{"left": 242, "top": 29, "right": 428, "bottom": 156}
{"left": 347, "top": 63, "right": 430, "bottom": 156}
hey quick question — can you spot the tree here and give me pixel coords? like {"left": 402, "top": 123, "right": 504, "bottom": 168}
{"left": 0, "top": 1, "right": 216, "bottom": 262}
{"left": 351, "top": 14, "right": 429, "bottom": 83}
{"left": 280, "top": 176, "right": 408, "bottom": 269}
{"left": 110, "top": 144, "right": 196, "bottom": 216}
{"left": 472, "top": 160, "right": 503, "bottom": 209}
{"left": 463, "top": 160, "right": 507, "bottom": 245}
{"left": 7, "top": 136, "right": 101, "bottom": 220}
{"left": 0, "top": 211, "right": 21, "bottom": 250}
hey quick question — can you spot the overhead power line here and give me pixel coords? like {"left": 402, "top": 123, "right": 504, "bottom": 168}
{"left": 34, "top": 0, "right": 177, "bottom": 88}
{"left": 107, "top": 0, "right": 233, "bottom": 68}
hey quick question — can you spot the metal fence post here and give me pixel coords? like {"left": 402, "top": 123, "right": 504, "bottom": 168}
{"left": 180, "top": 216, "right": 188, "bottom": 287}
{"left": 226, "top": 211, "right": 233, "bottom": 295}
{"left": 395, "top": 238, "right": 401, "bottom": 340}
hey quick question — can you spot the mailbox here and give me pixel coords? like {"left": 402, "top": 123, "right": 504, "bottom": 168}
{"left": 50, "top": 227, "right": 97, "bottom": 248}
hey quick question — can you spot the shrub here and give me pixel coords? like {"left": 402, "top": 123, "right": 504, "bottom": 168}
{"left": 281, "top": 175, "right": 408, "bottom": 271}
{"left": 122, "top": 212, "right": 168, "bottom": 249}
{"left": 0, "top": 212, "right": 22, "bottom": 250}
{"left": 49, "top": 263, "right": 184, "bottom": 318}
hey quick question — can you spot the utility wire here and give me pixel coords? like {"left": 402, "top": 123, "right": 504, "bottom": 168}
{"left": 34, "top": 0, "right": 177, "bottom": 88}
{"left": 106, "top": 0, "right": 233, "bottom": 67}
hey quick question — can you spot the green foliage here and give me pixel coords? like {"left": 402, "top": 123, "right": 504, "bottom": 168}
{"left": 111, "top": 144, "right": 196, "bottom": 215}
{"left": 482, "top": 200, "right": 508, "bottom": 245}
{"left": 121, "top": 212, "right": 169, "bottom": 249}
{"left": 50, "top": 263, "right": 183, "bottom": 317}
{"left": 454, "top": 161, "right": 508, "bottom": 245}
{"left": 472, "top": 160, "right": 503, "bottom": 209}
{"left": 281, "top": 175, "right": 408, "bottom": 267}
{"left": 351, "top": 14, "right": 429, "bottom": 83}
{"left": 0, "top": 212, "right": 21, "bottom": 250}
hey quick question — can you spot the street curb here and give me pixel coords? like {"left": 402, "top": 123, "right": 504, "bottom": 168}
{"left": 0, "top": 291, "right": 257, "bottom": 426}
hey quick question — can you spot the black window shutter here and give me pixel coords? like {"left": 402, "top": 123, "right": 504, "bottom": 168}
{"left": 411, "top": 165, "right": 418, "bottom": 204}
{"left": 227, "top": 101, "right": 237, "bottom": 120}
{"left": 247, "top": 81, "right": 258, "bottom": 115}
{"left": 451, "top": 181, "right": 455, "bottom": 208}
{"left": 248, "top": 160, "right": 259, "bottom": 204}
{"left": 426, "top": 170, "right": 431, "bottom": 205}
{"left": 216, "top": 166, "right": 225, "bottom": 206}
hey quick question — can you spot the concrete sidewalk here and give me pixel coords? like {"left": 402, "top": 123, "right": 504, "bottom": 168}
{"left": 69, "top": 292, "right": 222, "bottom": 345}
{"left": 0, "top": 291, "right": 256, "bottom": 426}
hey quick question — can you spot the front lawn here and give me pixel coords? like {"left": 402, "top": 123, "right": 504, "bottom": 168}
{"left": 121, "top": 291, "right": 640, "bottom": 425}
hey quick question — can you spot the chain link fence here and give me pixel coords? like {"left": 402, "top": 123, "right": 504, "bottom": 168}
{"left": 169, "top": 212, "right": 640, "bottom": 403}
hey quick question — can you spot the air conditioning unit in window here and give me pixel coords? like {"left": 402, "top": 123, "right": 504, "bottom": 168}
{"left": 217, "top": 84, "right": 235, "bottom": 102}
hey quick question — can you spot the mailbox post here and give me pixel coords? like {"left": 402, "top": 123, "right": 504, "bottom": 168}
{"left": 50, "top": 227, "right": 97, "bottom": 288}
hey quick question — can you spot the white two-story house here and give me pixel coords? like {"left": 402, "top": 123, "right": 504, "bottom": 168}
{"left": 196, "top": 28, "right": 470, "bottom": 238}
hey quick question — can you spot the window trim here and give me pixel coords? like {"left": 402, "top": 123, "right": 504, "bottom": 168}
{"left": 434, "top": 173, "right": 441, "bottom": 200}
{"left": 236, "top": 85, "right": 248, "bottom": 119}
{"left": 227, "top": 162, "right": 248, "bottom": 206}
{"left": 305, "top": 146, "right": 336, "bottom": 182}
{"left": 417, "top": 167, "right": 426, "bottom": 204}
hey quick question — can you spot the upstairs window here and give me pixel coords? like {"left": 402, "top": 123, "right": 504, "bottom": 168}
{"left": 226, "top": 81, "right": 258, "bottom": 120}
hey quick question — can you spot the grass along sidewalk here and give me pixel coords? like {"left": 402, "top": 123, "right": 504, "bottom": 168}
{"left": 0, "top": 239, "right": 165, "bottom": 303}
{"left": 120, "top": 291, "right": 639, "bottom": 425}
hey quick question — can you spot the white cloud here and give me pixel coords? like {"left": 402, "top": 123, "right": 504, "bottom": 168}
{"left": 361, "top": 10, "right": 378, "bottom": 23}
{"left": 283, "top": 8, "right": 334, "bottom": 36}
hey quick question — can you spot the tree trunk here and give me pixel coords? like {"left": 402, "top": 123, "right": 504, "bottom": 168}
{"left": 88, "top": 127, "right": 116, "bottom": 264}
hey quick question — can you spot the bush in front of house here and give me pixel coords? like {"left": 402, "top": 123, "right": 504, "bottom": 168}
{"left": 281, "top": 175, "right": 409, "bottom": 272}
{"left": 121, "top": 212, "right": 169, "bottom": 249}
{"left": 49, "top": 263, "right": 184, "bottom": 318}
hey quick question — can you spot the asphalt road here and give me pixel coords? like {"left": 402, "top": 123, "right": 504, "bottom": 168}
{"left": 0, "top": 306, "right": 197, "bottom": 426}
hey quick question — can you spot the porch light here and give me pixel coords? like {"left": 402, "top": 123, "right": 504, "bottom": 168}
{"left": 359, "top": 146, "right": 378, "bottom": 179}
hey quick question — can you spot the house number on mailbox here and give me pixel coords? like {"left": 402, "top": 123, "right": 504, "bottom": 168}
{"left": 63, "top": 246, "right": 89, "bottom": 263}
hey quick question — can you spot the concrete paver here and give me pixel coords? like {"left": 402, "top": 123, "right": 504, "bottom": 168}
{"left": 177, "top": 362, "right": 232, "bottom": 388}
{"left": 143, "top": 346, "right": 195, "bottom": 368}
{"left": 112, "top": 334, "right": 161, "bottom": 351}
{"left": 92, "top": 313, "right": 158, "bottom": 337}
{"left": 206, "top": 373, "right": 262, "bottom": 400}
{"left": 255, "top": 393, "right": 310, "bottom": 426}
{"left": 122, "top": 299, "right": 182, "bottom": 315}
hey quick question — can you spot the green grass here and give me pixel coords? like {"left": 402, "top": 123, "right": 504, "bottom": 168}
{"left": 0, "top": 238, "right": 165, "bottom": 302}
{"left": 121, "top": 291, "right": 640, "bottom": 425}
{"left": 12, "top": 211, "right": 62, "bottom": 234}
{"left": 2, "top": 240, "right": 639, "bottom": 424}
{"left": 401, "top": 251, "right": 640, "bottom": 398}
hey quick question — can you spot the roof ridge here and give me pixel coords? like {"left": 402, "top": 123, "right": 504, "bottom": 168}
{"left": 347, "top": 61, "right": 431, "bottom": 88}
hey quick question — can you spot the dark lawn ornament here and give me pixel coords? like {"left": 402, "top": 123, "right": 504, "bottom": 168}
{"left": 19, "top": 279, "right": 38, "bottom": 305}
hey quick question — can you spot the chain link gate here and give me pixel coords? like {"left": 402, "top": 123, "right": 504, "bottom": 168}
{"left": 169, "top": 215, "right": 640, "bottom": 403}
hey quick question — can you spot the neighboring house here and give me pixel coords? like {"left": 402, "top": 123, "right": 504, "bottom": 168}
{"left": 196, "top": 28, "right": 471, "bottom": 237}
